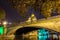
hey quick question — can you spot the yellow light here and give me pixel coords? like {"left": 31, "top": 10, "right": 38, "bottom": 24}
{"left": 3, "top": 21, "right": 7, "bottom": 25}
{"left": 31, "top": 13, "right": 35, "bottom": 17}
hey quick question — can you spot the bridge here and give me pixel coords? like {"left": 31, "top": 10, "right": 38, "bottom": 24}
{"left": 7, "top": 15, "right": 60, "bottom": 35}
{"left": 0, "top": 15, "right": 59, "bottom": 40}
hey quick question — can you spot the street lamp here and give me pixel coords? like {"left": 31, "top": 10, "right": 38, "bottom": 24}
{"left": 2, "top": 21, "right": 8, "bottom": 26}
{"left": 2, "top": 21, "right": 8, "bottom": 35}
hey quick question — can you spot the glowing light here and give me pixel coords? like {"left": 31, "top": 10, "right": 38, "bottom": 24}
{"left": 3, "top": 21, "right": 8, "bottom": 25}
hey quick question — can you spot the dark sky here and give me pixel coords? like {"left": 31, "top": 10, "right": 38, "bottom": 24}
{"left": 0, "top": 0, "right": 58, "bottom": 22}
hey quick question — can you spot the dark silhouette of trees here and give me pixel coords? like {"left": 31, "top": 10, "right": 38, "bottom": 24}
{"left": 8, "top": 0, "right": 60, "bottom": 18}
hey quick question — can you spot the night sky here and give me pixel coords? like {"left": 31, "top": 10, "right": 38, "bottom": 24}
{"left": 0, "top": 0, "right": 58, "bottom": 23}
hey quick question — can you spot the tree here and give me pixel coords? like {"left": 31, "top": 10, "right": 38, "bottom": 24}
{"left": 9, "top": 0, "right": 57, "bottom": 18}
{"left": 41, "top": 1, "right": 53, "bottom": 18}
{"left": 0, "top": 8, "right": 5, "bottom": 21}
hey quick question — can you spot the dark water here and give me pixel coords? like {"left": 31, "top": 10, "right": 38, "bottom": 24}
{"left": 14, "top": 27, "right": 60, "bottom": 40}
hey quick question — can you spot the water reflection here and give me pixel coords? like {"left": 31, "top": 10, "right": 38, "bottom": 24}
{"left": 38, "top": 28, "right": 60, "bottom": 40}
{"left": 14, "top": 28, "right": 60, "bottom": 40}
{"left": 38, "top": 29, "right": 49, "bottom": 40}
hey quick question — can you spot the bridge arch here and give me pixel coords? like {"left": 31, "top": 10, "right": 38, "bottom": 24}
{"left": 8, "top": 26, "right": 60, "bottom": 40}
{"left": 14, "top": 27, "right": 40, "bottom": 35}
{"left": 8, "top": 26, "right": 49, "bottom": 35}
{"left": 14, "top": 26, "right": 40, "bottom": 40}
{"left": 14, "top": 26, "right": 45, "bottom": 40}
{"left": 8, "top": 24, "right": 60, "bottom": 35}
{"left": 14, "top": 26, "right": 60, "bottom": 40}
{"left": 14, "top": 26, "right": 59, "bottom": 35}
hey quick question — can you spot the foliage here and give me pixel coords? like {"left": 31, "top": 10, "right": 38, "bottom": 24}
{"left": 9, "top": 0, "right": 60, "bottom": 18}
{"left": 0, "top": 8, "right": 5, "bottom": 21}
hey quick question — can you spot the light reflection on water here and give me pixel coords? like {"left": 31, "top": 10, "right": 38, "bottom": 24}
{"left": 22, "top": 28, "right": 60, "bottom": 40}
